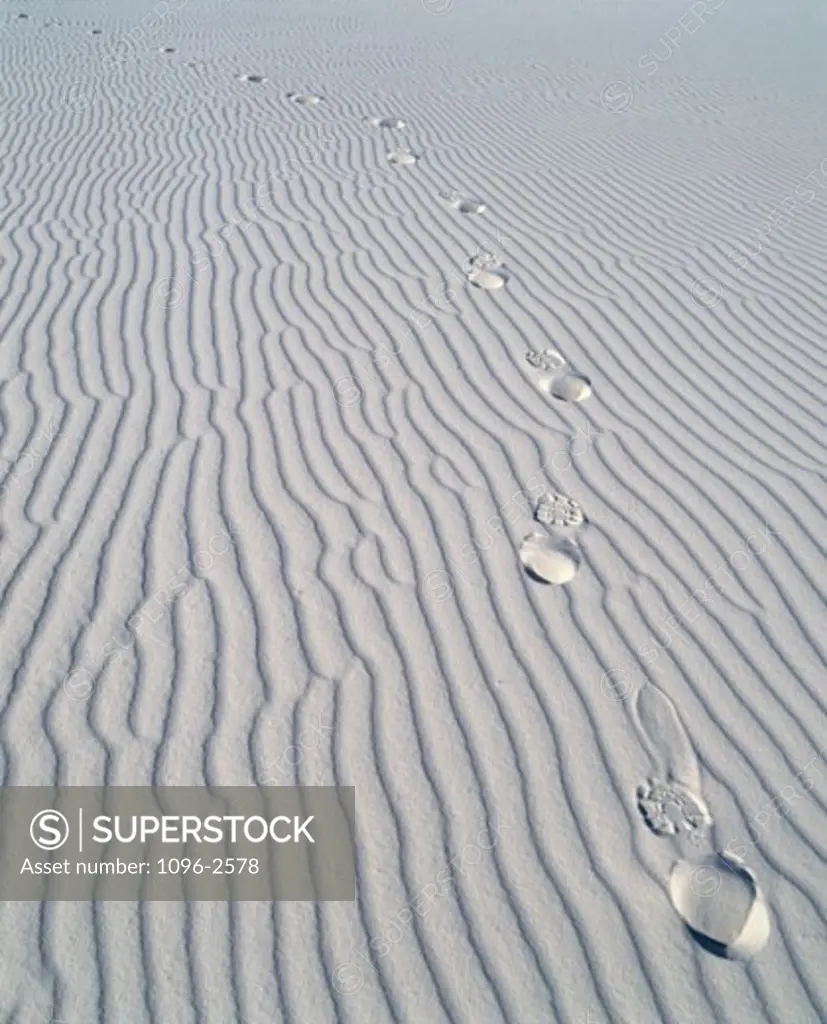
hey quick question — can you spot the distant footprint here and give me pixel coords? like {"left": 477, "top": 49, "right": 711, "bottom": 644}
{"left": 387, "top": 150, "right": 418, "bottom": 166}
{"left": 367, "top": 116, "right": 407, "bottom": 129}
{"left": 441, "top": 189, "right": 487, "bottom": 214}
{"left": 160, "top": 46, "right": 176, "bottom": 53}
{"left": 289, "top": 92, "right": 323, "bottom": 106}
{"left": 535, "top": 492, "right": 585, "bottom": 530}
{"left": 519, "top": 531, "right": 582, "bottom": 584}
{"left": 669, "top": 853, "right": 770, "bottom": 959}
{"left": 454, "top": 198, "right": 487, "bottom": 214}
{"left": 240, "top": 73, "right": 267, "bottom": 84}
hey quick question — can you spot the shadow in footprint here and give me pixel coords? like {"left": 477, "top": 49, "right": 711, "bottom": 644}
{"left": 240, "top": 73, "right": 267, "bottom": 84}
{"left": 539, "top": 372, "right": 592, "bottom": 403}
{"left": 520, "top": 532, "right": 582, "bottom": 584}
{"left": 455, "top": 198, "right": 486, "bottom": 214}
{"left": 669, "top": 853, "right": 770, "bottom": 960}
{"left": 289, "top": 92, "right": 323, "bottom": 105}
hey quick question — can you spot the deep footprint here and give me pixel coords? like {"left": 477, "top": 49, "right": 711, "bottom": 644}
{"left": 538, "top": 372, "right": 592, "bottom": 403}
{"left": 519, "top": 532, "right": 581, "bottom": 584}
{"left": 290, "top": 93, "right": 323, "bottom": 105}
{"left": 669, "top": 852, "right": 770, "bottom": 959}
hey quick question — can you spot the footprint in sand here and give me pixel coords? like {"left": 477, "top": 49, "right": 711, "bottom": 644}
{"left": 669, "top": 852, "right": 770, "bottom": 959}
{"left": 538, "top": 371, "right": 592, "bottom": 403}
{"left": 160, "top": 46, "right": 176, "bottom": 53}
{"left": 630, "top": 682, "right": 707, "bottom": 799}
{"left": 629, "top": 679, "right": 769, "bottom": 957}
{"left": 467, "top": 249, "right": 507, "bottom": 289}
{"left": 535, "top": 492, "right": 585, "bottom": 530}
{"left": 240, "top": 73, "right": 267, "bottom": 84}
{"left": 470, "top": 249, "right": 499, "bottom": 268}
{"left": 637, "top": 776, "right": 712, "bottom": 840}
{"left": 469, "top": 266, "right": 507, "bottom": 290}
{"left": 519, "top": 531, "right": 582, "bottom": 584}
{"left": 525, "top": 348, "right": 566, "bottom": 373}
{"left": 387, "top": 149, "right": 418, "bottom": 166}
{"left": 441, "top": 190, "right": 487, "bottom": 214}
{"left": 366, "top": 116, "right": 407, "bottom": 129}
{"left": 289, "top": 92, "right": 323, "bottom": 106}
{"left": 524, "top": 348, "right": 591, "bottom": 402}
{"left": 455, "top": 198, "right": 487, "bottom": 214}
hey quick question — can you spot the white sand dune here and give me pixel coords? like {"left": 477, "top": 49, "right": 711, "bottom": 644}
{"left": 1, "top": 0, "right": 827, "bottom": 1020}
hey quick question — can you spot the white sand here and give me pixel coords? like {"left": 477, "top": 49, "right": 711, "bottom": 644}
{"left": 1, "top": 0, "right": 827, "bottom": 1020}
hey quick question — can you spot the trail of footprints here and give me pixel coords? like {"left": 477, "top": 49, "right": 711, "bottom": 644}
{"left": 301, "top": 95, "right": 593, "bottom": 585}
{"left": 515, "top": 318, "right": 767, "bottom": 959}
{"left": 177, "top": 36, "right": 778, "bottom": 975}
{"left": 227, "top": 76, "right": 595, "bottom": 587}
{"left": 272, "top": 91, "right": 598, "bottom": 592}
{"left": 336, "top": 93, "right": 774, "bottom": 966}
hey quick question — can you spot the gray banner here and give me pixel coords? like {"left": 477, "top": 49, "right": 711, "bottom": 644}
{"left": 0, "top": 787, "right": 355, "bottom": 901}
